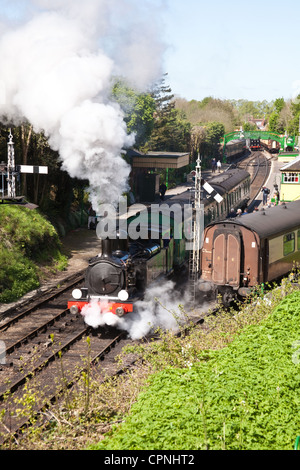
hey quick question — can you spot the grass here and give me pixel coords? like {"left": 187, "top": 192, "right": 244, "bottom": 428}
{"left": 0, "top": 205, "right": 67, "bottom": 302}
{"left": 1, "top": 277, "right": 299, "bottom": 450}
{"left": 92, "top": 285, "right": 300, "bottom": 450}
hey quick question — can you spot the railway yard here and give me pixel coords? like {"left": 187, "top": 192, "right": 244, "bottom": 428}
{"left": 0, "top": 149, "right": 300, "bottom": 450}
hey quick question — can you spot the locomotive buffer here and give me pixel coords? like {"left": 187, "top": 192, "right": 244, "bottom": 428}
{"left": 189, "top": 155, "right": 223, "bottom": 304}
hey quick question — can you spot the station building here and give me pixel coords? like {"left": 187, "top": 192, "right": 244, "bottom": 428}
{"left": 279, "top": 155, "right": 300, "bottom": 202}
{"left": 127, "top": 149, "right": 190, "bottom": 203}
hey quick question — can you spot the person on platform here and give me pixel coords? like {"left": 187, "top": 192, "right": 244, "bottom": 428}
{"left": 211, "top": 158, "right": 216, "bottom": 173}
{"left": 159, "top": 182, "right": 167, "bottom": 200}
{"left": 261, "top": 186, "right": 270, "bottom": 205}
{"left": 227, "top": 207, "right": 236, "bottom": 218}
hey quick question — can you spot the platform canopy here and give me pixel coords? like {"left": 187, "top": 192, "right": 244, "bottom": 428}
{"left": 129, "top": 149, "right": 190, "bottom": 169}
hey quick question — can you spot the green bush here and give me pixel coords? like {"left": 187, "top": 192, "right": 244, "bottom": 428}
{"left": 0, "top": 248, "right": 40, "bottom": 302}
{"left": 94, "top": 291, "right": 300, "bottom": 450}
{"left": 0, "top": 205, "right": 67, "bottom": 303}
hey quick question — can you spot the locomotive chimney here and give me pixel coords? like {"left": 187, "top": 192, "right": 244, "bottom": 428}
{"left": 101, "top": 238, "right": 112, "bottom": 258}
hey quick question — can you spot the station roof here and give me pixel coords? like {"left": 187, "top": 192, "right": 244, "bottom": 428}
{"left": 280, "top": 154, "right": 300, "bottom": 172}
{"left": 128, "top": 149, "right": 190, "bottom": 169}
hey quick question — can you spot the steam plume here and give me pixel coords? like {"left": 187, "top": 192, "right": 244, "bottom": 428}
{"left": 81, "top": 280, "right": 190, "bottom": 340}
{"left": 0, "top": 0, "right": 165, "bottom": 208}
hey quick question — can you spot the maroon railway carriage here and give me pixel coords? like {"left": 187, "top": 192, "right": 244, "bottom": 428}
{"left": 200, "top": 200, "right": 300, "bottom": 305}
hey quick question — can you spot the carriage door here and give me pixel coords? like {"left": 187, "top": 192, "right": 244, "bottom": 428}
{"left": 212, "top": 231, "right": 241, "bottom": 286}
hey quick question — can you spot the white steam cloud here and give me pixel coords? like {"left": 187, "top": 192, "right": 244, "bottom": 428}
{"left": 81, "top": 280, "right": 190, "bottom": 340}
{"left": 0, "top": 0, "right": 166, "bottom": 208}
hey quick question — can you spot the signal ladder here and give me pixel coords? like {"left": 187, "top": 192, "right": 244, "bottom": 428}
{"left": 189, "top": 210, "right": 201, "bottom": 305}
{"left": 189, "top": 155, "right": 202, "bottom": 305}
{"left": 189, "top": 155, "right": 223, "bottom": 305}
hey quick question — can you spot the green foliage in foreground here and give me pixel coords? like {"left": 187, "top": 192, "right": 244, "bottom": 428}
{"left": 0, "top": 205, "right": 67, "bottom": 302}
{"left": 94, "top": 291, "right": 300, "bottom": 450}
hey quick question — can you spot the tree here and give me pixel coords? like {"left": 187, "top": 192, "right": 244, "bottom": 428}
{"left": 274, "top": 97, "right": 285, "bottom": 113}
{"left": 146, "top": 74, "right": 191, "bottom": 152}
{"left": 176, "top": 96, "right": 237, "bottom": 133}
{"left": 268, "top": 111, "right": 285, "bottom": 134}
{"left": 287, "top": 95, "right": 300, "bottom": 135}
{"left": 267, "top": 97, "right": 287, "bottom": 134}
{"left": 20, "top": 123, "right": 33, "bottom": 195}
{"left": 243, "top": 122, "right": 257, "bottom": 132}
{"left": 112, "top": 80, "right": 156, "bottom": 149}
{"left": 202, "top": 121, "right": 225, "bottom": 160}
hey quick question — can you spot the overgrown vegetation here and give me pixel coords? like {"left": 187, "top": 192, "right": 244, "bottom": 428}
{"left": 92, "top": 285, "right": 300, "bottom": 451}
{"left": 0, "top": 205, "right": 67, "bottom": 302}
{"left": 1, "top": 278, "right": 299, "bottom": 450}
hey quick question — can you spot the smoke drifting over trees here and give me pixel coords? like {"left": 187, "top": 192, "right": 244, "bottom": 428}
{"left": 0, "top": 0, "right": 166, "bottom": 209}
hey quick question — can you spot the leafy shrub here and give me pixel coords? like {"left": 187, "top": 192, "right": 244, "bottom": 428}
{"left": 0, "top": 248, "right": 40, "bottom": 302}
{"left": 0, "top": 205, "right": 67, "bottom": 302}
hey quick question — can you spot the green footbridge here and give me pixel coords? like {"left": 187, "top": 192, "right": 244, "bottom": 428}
{"left": 221, "top": 130, "right": 296, "bottom": 152}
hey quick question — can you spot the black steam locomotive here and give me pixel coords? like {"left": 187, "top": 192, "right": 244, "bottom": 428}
{"left": 250, "top": 138, "right": 261, "bottom": 150}
{"left": 68, "top": 224, "right": 183, "bottom": 318}
{"left": 68, "top": 168, "right": 251, "bottom": 319}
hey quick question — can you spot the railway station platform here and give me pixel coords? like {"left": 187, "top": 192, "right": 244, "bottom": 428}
{"left": 163, "top": 163, "right": 231, "bottom": 199}
{"left": 163, "top": 152, "right": 284, "bottom": 210}
{"left": 255, "top": 152, "right": 283, "bottom": 208}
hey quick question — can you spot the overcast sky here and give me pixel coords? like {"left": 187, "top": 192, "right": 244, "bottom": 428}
{"left": 162, "top": 0, "right": 300, "bottom": 102}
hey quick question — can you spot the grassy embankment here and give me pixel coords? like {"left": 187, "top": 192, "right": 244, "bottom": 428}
{"left": 0, "top": 205, "right": 67, "bottom": 303}
{"left": 92, "top": 288, "right": 300, "bottom": 451}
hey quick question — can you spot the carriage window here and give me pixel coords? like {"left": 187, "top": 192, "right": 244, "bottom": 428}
{"left": 283, "top": 232, "right": 295, "bottom": 256}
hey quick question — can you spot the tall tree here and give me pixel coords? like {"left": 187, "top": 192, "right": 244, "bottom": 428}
{"left": 146, "top": 74, "right": 191, "bottom": 152}
{"left": 287, "top": 95, "right": 300, "bottom": 135}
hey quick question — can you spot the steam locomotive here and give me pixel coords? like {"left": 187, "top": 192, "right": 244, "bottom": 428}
{"left": 68, "top": 168, "right": 251, "bottom": 319}
{"left": 68, "top": 214, "right": 187, "bottom": 318}
{"left": 250, "top": 138, "right": 261, "bottom": 150}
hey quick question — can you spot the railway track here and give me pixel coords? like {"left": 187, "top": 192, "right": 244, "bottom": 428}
{"left": 237, "top": 151, "right": 271, "bottom": 206}
{"left": 0, "top": 274, "right": 136, "bottom": 444}
{"left": 0, "top": 273, "right": 215, "bottom": 445}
